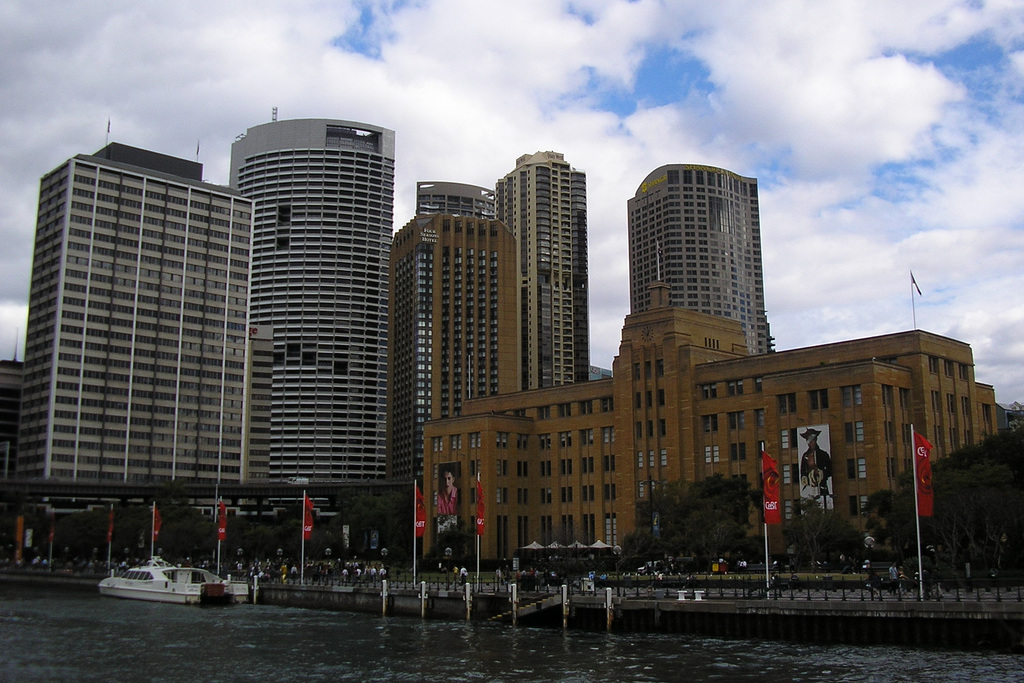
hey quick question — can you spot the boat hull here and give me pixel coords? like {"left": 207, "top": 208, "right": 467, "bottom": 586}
{"left": 98, "top": 558, "right": 249, "bottom": 605}
{"left": 98, "top": 579, "right": 249, "bottom": 605}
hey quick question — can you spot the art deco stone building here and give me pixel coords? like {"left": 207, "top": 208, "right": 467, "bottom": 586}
{"left": 387, "top": 214, "right": 521, "bottom": 481}
{"left": 18, "top": 144, "right": 252, "bottom": 482}
{"left": 496, "top": 152, "right": 590, "bottom": 389}
{"left": 628, "top": 165, "right": 771, "bottom": 355}
{"left": 231, "top": 119, "right": 395, "bottom": 480}
{"left": 423, "top": 285, "right": 997, "bottom": 560}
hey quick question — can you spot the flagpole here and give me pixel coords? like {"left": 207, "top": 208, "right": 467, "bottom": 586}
{"left": 913, "top": 423, "right": 929, "bottom": 602}
{"left": 106, "top": 504, "right": 113, "bottom": 573}
{"left": 216, "top": 497, "right": 222, "bottom": 578}
{"left": 150, "top": 503, "right": 156, "bottom": 559}
{"left": 214, "top": 486, "right": 220, "bottom": 576}
{"left": 911, "top": 275, "right": 917, "bottom": 329}
{"left": 910, "top": 271, "right": 923, "bottom": 330}
{"left": 763, "top": 522, "right": 770, "bottom": 590}
{"left": 412, "top": 481, "right": 418, "bottom": 583}
{"left": 48, "top": 512, "right": 54, "bottom": 572}
{"left": 300, "top": 489, "right": 307, "bottom": 584}
{"left": 475, "top": 474, "right": 480, "bottom": 586}
{"left": 760, "top": 441, "right": 770, "bottom": 590}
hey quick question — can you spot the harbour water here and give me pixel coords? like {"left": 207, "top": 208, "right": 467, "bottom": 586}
{"left": 1, "top": 584, "right": 1020, "bottom": 682}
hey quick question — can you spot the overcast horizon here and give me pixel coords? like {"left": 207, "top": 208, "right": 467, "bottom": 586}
{"left": 2, "top": 0, "right": 1022, "bottom": 402}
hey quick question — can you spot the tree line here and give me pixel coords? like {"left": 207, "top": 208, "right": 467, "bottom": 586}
{"left": 3, "top": 426, "right": 1021, "bottom": 575}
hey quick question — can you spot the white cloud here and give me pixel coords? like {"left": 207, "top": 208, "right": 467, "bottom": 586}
{"left": 0, "top": 0, "right": 1021, "bottom": 403}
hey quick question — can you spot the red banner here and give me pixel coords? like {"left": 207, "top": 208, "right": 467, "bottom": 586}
{"left": 414, "top": 484, "right": 427, "bottom": 538}
{"left": 475, "top": 478, "right": 485, "bottom": 536}
{"left": 153, "top": 504, "right": 162, "bottom": 541}
{"left": 914, "top": 432, "right": 934, "bottom": 517}
{"left": 107, "top": 505, "right": 114, "bottom": 544}
{"left": 217, "top": 500, "right": 227, "bottom": 541}
{"left": 303, "top": 494, "right": 314, "bottom": 540}
{"left": 761, "top": 451, "right": 782, "bottom": 525}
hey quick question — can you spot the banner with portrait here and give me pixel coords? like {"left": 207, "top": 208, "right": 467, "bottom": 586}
{"left": 435, "top": 461, "right": 461, "bottom": 533}
{"left": 797, "top": 424, "right": 833, "bottom": 510}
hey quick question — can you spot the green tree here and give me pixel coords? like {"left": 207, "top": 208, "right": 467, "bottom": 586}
{"left": 683, "top": 504, "right": 746, "bottom": 570}
{"left": 931, "top": 457, "right": 1023, "bottom": 571}
{"left": 783, "top": 500, "right": 861, "bottom": 569}
{"left": 337, "top": 491, "right": 411, "bottom": 562}
{"left": 634, "top": 474, "right": 756, "bottom": 568}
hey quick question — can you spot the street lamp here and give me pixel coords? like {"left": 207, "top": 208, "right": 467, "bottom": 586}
{"left": 863, "top": 536, "right": 875, "bottom": 572}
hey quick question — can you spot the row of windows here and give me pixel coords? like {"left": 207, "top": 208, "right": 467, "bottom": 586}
{"left": 534, "top": 398, "right": 614, "bottom": 419}
{"left": 700, "top": 377, "right": 763, "bottom": 398}
{"left": 515, "top": 484, "right": 618, "bottom": 505}
{"left": 928, "top": 356, "right": 971, "bottom": 380}
{"left": 433, "top": 427, "right": 615, "bottom": 453}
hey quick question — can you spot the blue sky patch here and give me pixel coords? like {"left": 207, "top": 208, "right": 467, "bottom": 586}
{"left": 331, "top": 4, "right": 387, "bottom": 58}
{"left": 595, "top": 44, "right": 713, "bottom": 116}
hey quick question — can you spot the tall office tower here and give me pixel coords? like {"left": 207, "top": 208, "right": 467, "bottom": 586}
{"left": 496, "top": 151, "right": 590, "bottom": 390}
{"left": 627, "top": 164, "right": 771, "bottom": 355}
{"left": 387, "top": 214, "right": 520, "bottom": 480}
{"left": 230, "top": 119, "right": 395, "bottom": 480}
{"left": 0, "top": 360, "right": 22, "bottom": 477}
{"left": 242, "top": 325, "right": 273, "bottom": 480}
{"left": 416, "top": 181, "right": 495, "bottom": 219}
{"left": 17, "top": 143, "right": 252, "bottom": 482}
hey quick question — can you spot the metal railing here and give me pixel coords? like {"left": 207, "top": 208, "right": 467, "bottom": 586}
{"left": 273, "top": 574, "right": 1024, "bottom": 604}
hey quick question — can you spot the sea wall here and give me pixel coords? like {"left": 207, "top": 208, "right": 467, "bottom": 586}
{"left": 256, "top": 580, "right": 1024, "bottom": 651}
{"left": 6, "top": 570, "right": 1022, "bottom": 652}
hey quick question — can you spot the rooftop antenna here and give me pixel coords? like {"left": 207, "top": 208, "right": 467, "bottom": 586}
{"left": 656, "top": 239, "right": 663, "bottom": 281}
{"left": 272, "top": 107, "right": 278, "bottom": 122}
{"left": 13, "top": 327, "right": 19, "bottom": 362}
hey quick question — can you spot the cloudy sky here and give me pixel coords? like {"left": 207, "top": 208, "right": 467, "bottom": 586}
{"left": 2, "top": 0, "right": 1023, "bottom": 402}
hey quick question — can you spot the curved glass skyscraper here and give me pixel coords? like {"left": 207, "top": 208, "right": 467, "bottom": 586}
{"left": 230, "top": 119, "right": 395, "bottom": 479}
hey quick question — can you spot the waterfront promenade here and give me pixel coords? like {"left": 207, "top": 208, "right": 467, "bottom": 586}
{"left": 5, "top": 567, "right": 1023, "bottom": 651}
{"left": 252, "top": 571, "right": 1024, "bottom": 651}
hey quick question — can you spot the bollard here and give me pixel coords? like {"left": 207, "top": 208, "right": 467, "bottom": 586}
{"left": 605, "top": 587, "right": 614, "bottom": 631}
{"left": 465, "top": 581, "right": 472, "bottom": 620}
{"left": 420, "top": 581, "right": 428, "bottom": 619}
{"left": 562, "top": 584, "right": 569, "bottom": 629}
{"left": 511, "top": 582, "right": 519, "bottom": 626}
{"left": 381, "top": 579, "right": 389, "bottom": 616}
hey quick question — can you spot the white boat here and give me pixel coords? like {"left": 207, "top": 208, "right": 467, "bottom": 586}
{"left": 98, "top": 557, "right": 249, "bottom": 605}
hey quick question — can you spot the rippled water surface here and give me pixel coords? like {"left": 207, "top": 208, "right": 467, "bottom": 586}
{"left": 0, "top": 585, "right": 1019, "bottom": 682}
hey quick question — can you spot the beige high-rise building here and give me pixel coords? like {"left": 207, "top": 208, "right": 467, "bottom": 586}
{"left": 416, "top": 181, "right": 495, "bottom": 219}
{"left": 628, "top": 164, "right": 771, "bottom": 355}
{"left": 18, "top": 144, "right": 252, "bottom": 482}
{"left": 387, "top": 214, "right": 521, "bottom": 481}
{"left": 496, "top": 152, "right": 590, "bottom": 390}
